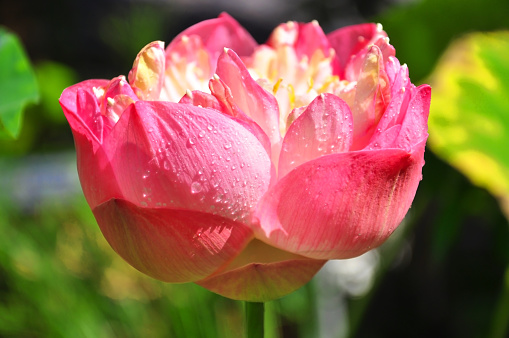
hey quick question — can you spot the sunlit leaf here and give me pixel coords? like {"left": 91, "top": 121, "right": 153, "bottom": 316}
{"left": 0, "top": 27, "right": 39, "bottom": 138}
{"left": 428, "top": 31, "right": 509, "bottom": 218}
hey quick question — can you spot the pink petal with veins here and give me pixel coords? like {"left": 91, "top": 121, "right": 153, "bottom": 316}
{"left": 94, "top": 199, "right": 253, "bottom": 283}
{"left": 278, "top": 93, "right": 353, "bottom": 178}
{"left": 254, "top": 142, "right": 426, "bottom": 260}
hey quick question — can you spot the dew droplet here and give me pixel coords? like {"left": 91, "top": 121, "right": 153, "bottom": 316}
{"left": 224, "top": 143, "right": 232, "bottom": 149}
{"left": 191, "top": 181, "right": 203, "bottom": 194}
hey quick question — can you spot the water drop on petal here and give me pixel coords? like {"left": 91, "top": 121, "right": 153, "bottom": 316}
{"left": 191, "top": 181, "right": 203, "bottom": 194}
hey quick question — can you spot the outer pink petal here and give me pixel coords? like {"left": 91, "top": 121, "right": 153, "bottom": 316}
{"left": 59, "top": 80, "right": 124, "bottom": 209}
{"left": 167, "top": 12, "right": 257, "bottom": 67}
{"left": 368, "top": 84, "right": 430, "bottom": 151}
{"left": 102, "top": 101, "right": 273, "bottom": 223}
{"left": 215, "top": 48, "right": 282, "bottom": 149}
{"left": 392, "top": 85, "right": 431, "bottom": 151}
{"left": 196, "top": 239, "right": 325, "bottom": 301}
{"left": 93, "top": 199, "right": 253, "bottom": 283}
{"left": 59, "top": 79, "right": 110, "bottom": 146}
{"left": 278, "top": 93, "right": 353, "bottom": 178}
{"left": 254, "top": 144, "right": 425, "bottom": 260}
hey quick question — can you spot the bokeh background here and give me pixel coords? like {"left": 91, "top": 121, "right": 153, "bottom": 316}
{"left": 1, "top": 0, "right": 509, "bottom": 337}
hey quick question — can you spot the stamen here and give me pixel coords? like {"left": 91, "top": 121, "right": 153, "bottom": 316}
{"left": 307, "top": 78, "right": 314, "bottom": 93}
{"left": 288, "top": 84, "right": 295, "bottom": 110}
{"left": 319, "top": 75, "right": 339, "bottom": 93}
{"left": 273, "top": 78, "right": 283, "bottom": 95}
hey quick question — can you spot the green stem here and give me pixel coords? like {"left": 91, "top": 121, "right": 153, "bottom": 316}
{"left": 245, "top": 301, "right": 265, "bottom": 338}
{"left": 489, "top": 265, "right": 509, "bottom": 338}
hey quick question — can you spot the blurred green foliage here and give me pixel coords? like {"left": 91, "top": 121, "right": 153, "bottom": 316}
{"left": 377, "top": 0, "right": 509, "bottom": 82}
{"left": 428, "top": 31, "right": 509, "bottom": 218}
{"left": 0, "top": 192, "right": 320, "bottom": 337}
{"left": 35, "top": 61, "right": 77, "bottom": 124}
{"left": 0, "top": 27, "right": 39, "bottom": 139}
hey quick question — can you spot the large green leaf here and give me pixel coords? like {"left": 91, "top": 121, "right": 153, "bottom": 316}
{"left": 0, "top": 27, "right": 39, "bottom": 138}
{"left": 428, "top": 31, "right": 509, "bottom": 217}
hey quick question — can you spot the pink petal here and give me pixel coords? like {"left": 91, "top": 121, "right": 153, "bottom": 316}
{"left": 392, "top": 84, "right": 431, "bottom": 151}
{"left": 167, "top": 12, "right": 257, "bottom": 68}
{"left": 60, "top": 80, "right": 130, "bottom": 209}
{"left": 75, "top": 89, "right": 104, "bottom": 144}
{"left": 344, "top": 36, "right": 395, "bottom": 83}
{"left": 327, "top": 23, "right": 380, "bottom": 77}
{"left": 268, "top": 21, "right": 331, "bottom": 59}
{"left": 378, "top": 62, "right": 412, "bottom": 129}
{"left": 196, "top": 239, "right": 325, "bottom": 301}
{"left": 278, "top": 93, "right": 353, "bottom": 178}
{"left": 207, "top": 78, "right": 274, "bottom": 157}
{"left": 254, "top": 145, "right": 425, "bottom": 260}
{"left": 179, "top": 90, "right": 224, "bottom": 112}
{"left": 215, "top": 48, "right": 282, "bottom": 149}
{"left": 179, "top": 87, "right": 273, "bottom": 162}
{"left": 101, "top": 76, "right": 138, "bottom": 122}
{"left": 128, "top": 41, "right": 166, "bottom": 100}
{"left": 161, "top": 35, "right": 212, "bottom": 102}
{"left": 102, "top": 101, "right": 273, "bottom": 223}
{"left": 295, "top": 21, "right": 331, "bottom": 58}
{"left": 367, "top": 84, "right": 430, "bottom": 152}
{"left": 93, "top": 199, "right": 253, "bottom": 283}
{"left": 366, "top": 63, "right": 413, "bottom": 149}
{"left": 350, "top": 45, "right": 389, "bottom": 150}
{"left": 59, "top": 80, "right": 110, "bottom": 145}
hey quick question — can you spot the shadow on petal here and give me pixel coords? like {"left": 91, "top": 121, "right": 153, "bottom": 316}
{"left": 196, "top": 239, "right": 326, "bottom": 301}
{"left": 93, "top": 198, "right": 253, "bottom": 283}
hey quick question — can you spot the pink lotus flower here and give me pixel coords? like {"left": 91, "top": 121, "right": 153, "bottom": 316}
{"left": 60, "top": 13, "right": 430, "bottom": 301}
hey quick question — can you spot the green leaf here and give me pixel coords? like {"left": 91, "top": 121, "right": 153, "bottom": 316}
{"left": 0, "top": 27, "right": 39, "bottom": 138}
{"left": 428, "top": 31, "right": 509, "bottom": 218}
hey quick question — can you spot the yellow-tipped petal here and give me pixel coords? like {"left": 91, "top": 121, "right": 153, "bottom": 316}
{"left": 128, "top": 41, "right": 165, "bottom": 100}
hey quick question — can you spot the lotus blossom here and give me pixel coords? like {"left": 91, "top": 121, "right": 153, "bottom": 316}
{"left": 60, "top": 13, "right": 430, "bottom": 301}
